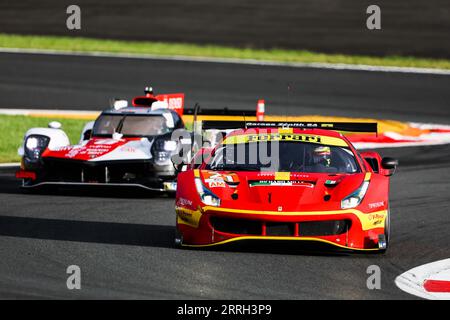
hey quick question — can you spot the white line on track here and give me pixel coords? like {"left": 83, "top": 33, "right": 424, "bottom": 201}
{"left": 1, "top": 47, "right": 450, "bottom": 76}
{"left": 0, "top": 162, "right": 20, "bottom": 167}
{"left": 0, "top": 108, "right": 99, "bottom": 116}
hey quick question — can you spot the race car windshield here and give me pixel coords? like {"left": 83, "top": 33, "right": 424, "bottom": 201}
{"left": 93, "top": 115, "right": 170, "bottom": 137}
{"left": 206, "top": 141, "right": 360, "bottom": 173}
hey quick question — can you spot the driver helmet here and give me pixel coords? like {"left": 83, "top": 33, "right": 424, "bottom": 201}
{"left": 312, "top": 146, "right": 331, "bottom": 166}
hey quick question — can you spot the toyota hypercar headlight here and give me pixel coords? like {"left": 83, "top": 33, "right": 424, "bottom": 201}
{"left": 154, "top": 151, "right": 171, "bottom": 165}
{"left": 154, "top": 139, "right": 178, "bottom": 152}
{"left": 164, "top": 140, "right": 177, "bottom": 152}
{"left": 341, "top": 180, "right": 370, "bottom": 209}
{"left": 24, "top": 135, "right": 50, "bottom": 160}
{"left": 195, "top": 177, "right": 221, "bottom": 207}
{"left": 152, "top": 139, "right": 178, "bottom": 165}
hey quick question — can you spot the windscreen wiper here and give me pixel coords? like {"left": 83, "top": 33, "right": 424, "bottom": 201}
{"left": 114, "top": 115, "right": 128, "bottom": 135}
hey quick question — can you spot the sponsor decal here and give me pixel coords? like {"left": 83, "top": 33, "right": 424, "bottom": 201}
{"left": 247, "top": 133, "right": 321, "bottom": 144}
{"left": 207, "top": 180, "right": 226, "bottom": 188}
{"left": 291, "top": 173, "right": 311, "bottom": 179}
{"left": 203, "top": 172, "right": 227, "bottom": 188}
{"left": 368, "top": 213, "right": 385, "bottom": 221}
{"left": 249, "top": 180, "right": 313, "bottom": 187}
{"left": 66, "top": 148, "right": 81, "bottom": 158}
{"left": 257, "top": 172, "right": 274, "bottom": 178}
{"left": 223, "top": 173, "right": 240, "bottom": 185}
{"left": 55, "top": 146, "right": 73, "bottom": 152}
{"left": 223, "top": 133, "right": 348, "bottom": 147}
{"left": 200, "top": 172, "right": 239, "bottom": 188}
{"left": 82, "top": 145, "right": 114, "bottom": 157}
{"left": 176, "top": 207, "right": 202, "bottom": 228}
{"left": 365, "top": 212, "right": 386, "bottom": 228}
{"left": 119, "top": 146, "right": 137, "bottom": 153}
{"left": 178, "top": 198, "right": 193, "bottom": 207}
{"left": 368, "top": 201, "right": 385, "bottom": 209}
{"left": 178, "top": 210, "right": 192, "bottom": 222}
{"left": 372, "top": 219, "right": 383, "bottom": 226}
{"left": 157, "top": 93, "right": 184, "bottom": 115}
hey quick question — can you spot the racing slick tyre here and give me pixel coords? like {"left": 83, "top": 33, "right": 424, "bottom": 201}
{"left": 378, "top": 209, "right": 390, "bottom": 254}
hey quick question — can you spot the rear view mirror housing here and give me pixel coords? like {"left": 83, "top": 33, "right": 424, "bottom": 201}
{"left": 381, "top": 157, "right": 398, "bottom": 176}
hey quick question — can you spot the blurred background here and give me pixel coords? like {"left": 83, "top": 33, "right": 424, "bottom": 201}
{"left": 1, "top": 0, "right": 449, "bottom": 58}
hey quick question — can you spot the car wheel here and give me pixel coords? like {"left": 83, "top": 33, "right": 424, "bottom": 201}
{"left": 378, "top": 209, "right": 390, "bottom": 254}
{"left": 385, "top": 209, "right": 390, "bottom": 245}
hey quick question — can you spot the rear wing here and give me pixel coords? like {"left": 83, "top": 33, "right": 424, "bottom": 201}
{"left": 196, "top": 120, "right": 377, "bottom": 149}
{"left": 201, "top": 120, "right": 378, "bottom": 134}
{"left": 132, "top": 93, "right": 262, "bottom": 122}
{"left": 185, "top": 103, "right": 259, "bottom": 133}
{"left": 184, "top": 106, "right": 257, "bottom": 117}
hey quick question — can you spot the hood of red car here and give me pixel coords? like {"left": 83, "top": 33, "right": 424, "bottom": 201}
{"left": 199, "top": 170, "right": 365, "bottom": 211}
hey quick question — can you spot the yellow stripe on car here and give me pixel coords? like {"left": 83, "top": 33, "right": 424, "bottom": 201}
{"left": 277, "top": 128, "right": 294, "bottom": 134}
{"left": 274, "top": 172, "right": 290, "bottom": 181}
{"left": 222, "top": 133, "right": 348, "bottom": 147}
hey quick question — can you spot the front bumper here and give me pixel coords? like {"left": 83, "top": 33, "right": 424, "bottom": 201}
{"left": 17, "top": 179, "right": 177, "bottom": 192}
{"left": 176, "top": 206, "right": 387, "bottom": 251}
{"left": 17, "top": 158, "right": 177, "bottom": 191}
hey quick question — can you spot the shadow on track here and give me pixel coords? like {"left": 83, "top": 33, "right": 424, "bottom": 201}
{"left": 0, "top": 215, "right": 175, "bottom": 249}
{"left": 0, "top": 171, "right": 171, "bottom": 199}
{"left": 186, "top": 240, "right": 371, "bottom": 257}
{"left": 0, "top": 172, "right": 22, "bottom": 195}
{"left": 0, "top": 215, "right": 383, "bottom": 257}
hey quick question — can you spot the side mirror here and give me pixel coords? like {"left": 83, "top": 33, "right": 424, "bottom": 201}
{"left": 381, "top": 157, "right": 398, "bottom": 176}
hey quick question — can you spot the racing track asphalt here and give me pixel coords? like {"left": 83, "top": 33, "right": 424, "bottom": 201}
{"left": 0, "top": 52, "right": 449, "bottom": 299}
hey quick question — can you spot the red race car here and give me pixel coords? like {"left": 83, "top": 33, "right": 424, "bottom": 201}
{"left": 174, "top": 121, "right": 398, "bottom": 252}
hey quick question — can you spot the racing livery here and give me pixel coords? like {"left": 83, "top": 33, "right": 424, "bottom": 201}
{"left": 175, "top": 122, "right": 398, "bottom": 252}
{"left": 16, "top": 89, "right": 190, "bottom": 192}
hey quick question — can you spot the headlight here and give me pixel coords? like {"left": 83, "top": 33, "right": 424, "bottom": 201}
{"left": 341, "top": 180, "right": 369, "bottom": 209}
{"left": 152, "top": 139, "right": 178, "bottom": 165}
{"left": 26, "top": 137, "right": 38, "bottom": 150}
{"left": 154, "top": 139, "right": 177, "bottom": 152}
{"left": 24, "top": 135, "right": 50, "bottom": 160}
{"left": 201, "top": 194, "right": 221, "bottom": 206}
{"left": 154, "top": 151, "right": 171, "bottom": 165}
{"left": 164, "top": 141, "right": 177, "bottom": 151}
{"left": 195, "top": 177, "right": 221, "bottom": 207}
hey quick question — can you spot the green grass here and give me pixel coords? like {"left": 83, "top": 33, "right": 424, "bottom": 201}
{"left": 1, "top": 33, "right": 449, "bottom": 70}
{"left": 0, "top": 115, "right": 86, "bottom": 163}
